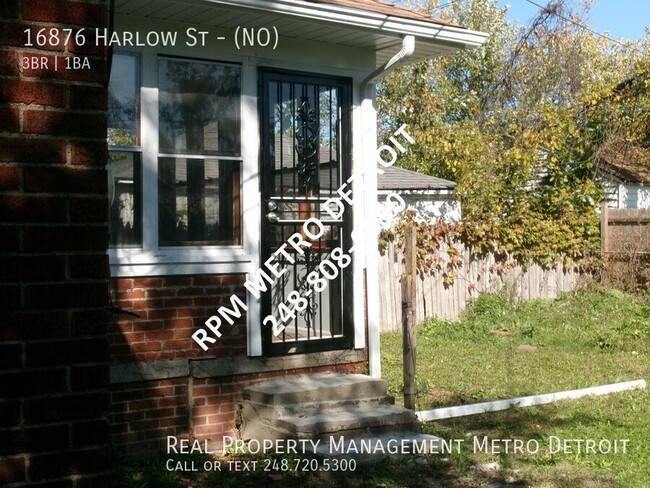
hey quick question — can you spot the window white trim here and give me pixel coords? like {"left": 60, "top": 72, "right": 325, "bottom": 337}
{"left": 108, "top": 49, "right": 257, "bottom": 279}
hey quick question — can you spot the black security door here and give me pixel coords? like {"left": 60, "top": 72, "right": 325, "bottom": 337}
{"left": 259, "top": 69, "right": 353, "bottom": 356}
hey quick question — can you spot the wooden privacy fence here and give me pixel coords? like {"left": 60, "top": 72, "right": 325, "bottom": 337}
{"left": 378, "top": 241, "right": 583, "bottom": 333}
{"left": 600, "top": 205, "right": 650, "bottom": 255}
{"left": 600, "top": 205, "right": 650, "bottom": 290}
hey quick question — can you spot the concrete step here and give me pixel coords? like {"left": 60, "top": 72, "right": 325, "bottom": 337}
{"left": 278, "top": 403, "right": 418, "bottom": 439}
{"left": 240, "top": 373, "right": 422, "bottom": 450}
{"left": 243, "top": 373, "right": 389, "bottom": 405}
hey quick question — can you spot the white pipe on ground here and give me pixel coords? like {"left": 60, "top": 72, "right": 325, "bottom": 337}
{"left": 417, "top": 379, "right": 647, "bottom": 421}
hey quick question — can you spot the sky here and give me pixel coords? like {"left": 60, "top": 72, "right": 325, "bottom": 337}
{"left": 497, "top": 0, "right": 648, "bottom": 41}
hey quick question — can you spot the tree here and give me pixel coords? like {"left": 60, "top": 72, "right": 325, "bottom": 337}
{"left": 378, "top": 0, "right": 644, "bottom": 266}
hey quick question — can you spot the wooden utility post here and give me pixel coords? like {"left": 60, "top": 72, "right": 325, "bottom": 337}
{"left": 600, "top": 200, "right": 609, "bottom": 254}
{"left": 402, "top": 224, "right": 417, "bottom": 410}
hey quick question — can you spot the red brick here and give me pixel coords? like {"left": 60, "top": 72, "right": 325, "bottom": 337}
{"left": 24, "top": 282, "right": 108, "bottom": 309}
{"left": 0, "top": 48, "right": 20, "bottom": 76}
{"left": 176, "top": 287, "right": 205, "bottom": 297}
{"left": 71, "top": 140, "right": 108, "bottom": 166}
{"left": 24, "top": 165, "right": 107, "bottom": 193}
{"left": 29, "top": 447, "right": 112, "bottom": 481}
{"left": 162, "top": 276, "right": 192, "bottom": 287}
{"left": 133, "top": 278, "right": 163, "bottom": 288}
{"left": 145, "top": 309, "right": 176, "bottom": 320}
{"left": 130, "top": 320, "right": 163, "bottom": 332}
{"left": 162, "top": 297, "right": 191, "bottom": 308}
{"left": 142, "top": 330, "right": 175, "bottom": 341}
{"left": 112, "top": 279, "right": 134, "bottom": 290}
{"left": 0, "top": 165, "right": 20, "bottom": 191}
{"left": 0, "top": 79, "right": 67, "bottom": 107}
{"left": 23, "top": 225, "right": 108, "bottom": 252}
{"left": 219, "top": 275, "right": 245, "bottom": 285}
{"left": 0, "top": 195, "right": 67, "bottom": 223}
{"left": 129, "top": 342, "right": 161, "bottom": 353}
{"left": 25, "top": 392, "right": 108, "bottom": 424}
{"left": 68, "top": 254, "right": 108, "bottom": 279}
{"left": 0, "top": 107, "right": 20, "bottom": 132}
{"left": 145, "top": 288, "right": 174, "bottom": 299}
{"left": 116, "top": 288, "right": 145, "bottom": 300}
{"left": 0, "top": 135, "right": 67, "bottom": 163}
{"left": 23, "top": 110, "right": 107, "bottom": 138}
{"left": 24, "top": 0, "right": 108, "bottom": 27}
{"left": 0, "top": 456, "right": 26, "bottom": 484}
{"left": 192, "top": 275, "right": 224, "bottom": 286}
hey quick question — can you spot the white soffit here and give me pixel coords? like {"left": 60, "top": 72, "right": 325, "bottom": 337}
{"left": 115, "top": 0, "right": 488, "bottom": 66}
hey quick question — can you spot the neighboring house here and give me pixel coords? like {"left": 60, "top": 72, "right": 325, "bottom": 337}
{"left": 1, "top": 0, "right": 486, "bottom": 481}
{"left": 377, "top": 165, "right": 461, "bottom": 229}
{"left": 598, "top": 145, "right": 650, "bottom": 209}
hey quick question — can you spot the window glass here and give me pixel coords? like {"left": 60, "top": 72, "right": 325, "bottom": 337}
{"left": 158, "top": 58, "right": 241, "bottom": 156}
{"left": 158, "top": 158, "right": 240, "bottom": 246}
{"left": 108, "top": 53, "right": 140, "bottom": 147}
{"left": 108, "top": 152, "right": 142, "bottom": 246}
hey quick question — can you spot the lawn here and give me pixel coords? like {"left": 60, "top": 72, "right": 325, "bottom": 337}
{"left": 380, "top": 287, "right": 650, "bottom": 487}
{"left": 117, "top": 287, "right": 650, "bottom": 487}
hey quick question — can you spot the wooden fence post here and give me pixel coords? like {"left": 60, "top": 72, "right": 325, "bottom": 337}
{"left": 601, "top": 200, "right": 609, "bottom": 254}
{"left": 403, "top": 224, "right": 417, "bottom": 410}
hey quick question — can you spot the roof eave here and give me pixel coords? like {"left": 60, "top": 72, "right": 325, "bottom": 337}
{"left": 198, "top": 0, "right": 488, "bottom": 49}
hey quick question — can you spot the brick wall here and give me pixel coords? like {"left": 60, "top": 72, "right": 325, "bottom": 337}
{"left": 108, "top": 273, "right": 366, "bottom": 457}
{"left": 0, "top": 1, "right": 111, "bottom": 486}
{"left": 109, "top": 275, "right": 247, "bottom": 363}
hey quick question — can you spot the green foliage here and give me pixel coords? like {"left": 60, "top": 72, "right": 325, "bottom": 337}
{"left": 378, "top": 0, "right": 648, "bottom": 269}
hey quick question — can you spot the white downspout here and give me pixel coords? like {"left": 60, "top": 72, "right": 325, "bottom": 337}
{"left": 361, "top": 35, "right": 415, "bottom": 378}
{"left": 363, "top": 35, "right": 416, "bottom": 87}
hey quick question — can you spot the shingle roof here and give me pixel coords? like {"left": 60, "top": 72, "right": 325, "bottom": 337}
{"left": 378, "top": 165, "right": 456, "bottom": 190}
{"left": 303, "top": 0, "right": 456, "bottom": 26}
{"left": 598, "top": 145, "right": 650, "bottom": 184}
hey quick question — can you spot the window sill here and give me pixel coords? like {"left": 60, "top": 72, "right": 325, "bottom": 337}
{"left": 108, "top": 247, "right": 255, "bottom": 277}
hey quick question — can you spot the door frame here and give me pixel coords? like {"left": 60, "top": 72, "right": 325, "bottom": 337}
{"left": 258, "top": 67, "right": 354, "bottom": 356}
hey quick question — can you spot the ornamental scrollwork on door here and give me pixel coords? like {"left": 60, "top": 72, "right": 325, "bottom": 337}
{"left": 295, "top": 96, "right": 319, "bottom": 194}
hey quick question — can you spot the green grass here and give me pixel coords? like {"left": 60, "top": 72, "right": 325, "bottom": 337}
{"left": 116, "top": 287, "right": 650, "bottom": 487}
{"left": 381, "top": 287, "right": 650, "bottom": 487}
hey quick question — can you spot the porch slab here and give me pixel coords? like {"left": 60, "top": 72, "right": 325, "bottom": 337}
{"left": 243, "top": 373, "right": 387, "bottom": 405}
{"left": 278, "top": 403, "right": 417, "bottom": 438}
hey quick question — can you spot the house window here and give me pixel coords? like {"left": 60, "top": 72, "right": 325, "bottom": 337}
{"left": 108, "top": 52, "right": 141, "bottom": 247}
{"left": 107, "top": 53, "right": 242, "bottom": 251}
{"left": 157, "top": 57, "right": 241, "bottom": 246}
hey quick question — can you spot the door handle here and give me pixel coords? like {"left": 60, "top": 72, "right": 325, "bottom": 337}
{"left": 266, "top": 212, "right": 279, "bottom": 223}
